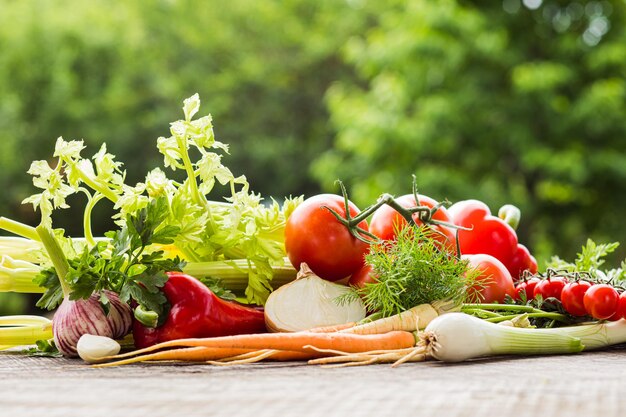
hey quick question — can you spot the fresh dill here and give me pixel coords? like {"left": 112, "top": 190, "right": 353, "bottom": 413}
{"left": 349, "top": 226, "right": 477, "bottom": 317}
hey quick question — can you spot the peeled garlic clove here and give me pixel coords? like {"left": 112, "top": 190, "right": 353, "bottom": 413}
{"left": 265, "top": 263, "right": 366, "bottom": 332}
{"left": 77, "top": 334, "right": 121, "bottom": 364}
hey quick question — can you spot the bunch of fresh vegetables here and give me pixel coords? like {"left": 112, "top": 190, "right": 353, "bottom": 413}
{"left": 3, "top": 93, "right": 626, "bottom": 369}
{"left": 0, "top": 94, "right": 300, "bottom": 356}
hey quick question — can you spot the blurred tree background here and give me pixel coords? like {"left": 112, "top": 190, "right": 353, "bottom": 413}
{"left": 1, "top": 0, "right": 625, "bottom": 312}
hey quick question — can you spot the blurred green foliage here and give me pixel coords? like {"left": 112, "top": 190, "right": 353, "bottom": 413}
{"left": 1, "top": 0, "right": 626, "bottom": 317}
{"left": 313, "top": 0, "right": 626, "bottom": 264}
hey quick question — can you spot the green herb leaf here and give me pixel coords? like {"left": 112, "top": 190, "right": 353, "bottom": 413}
{"left": 357, "top": 226, "right": 473, "bottom": 317}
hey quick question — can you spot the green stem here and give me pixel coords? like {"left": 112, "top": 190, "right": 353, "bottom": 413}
{"left": 176, "top": 136, "right": 219, "bottom": 236}
{"left": 182, "top": 259, "right": 297, "bottom": 291}
{"left": 0, "top": 321, "right": 53, "bottom": 347}
{"left": 498, "top": 204, "right": 521, "bottom": 230}
{"left": 0, "top": 217, "right": 40, "bottom": 241}
{"left": 485, "top": 312, "right": 569, "bottom": 324}
{"left": 0, "top": 259, "right": 44, "bottom": 293}
{"left": 462, "top": 303, "right": 546, "bottom": 314}
{"left": 65, "top": 161, "right": 119, "bottom": 203}
{"left": 35, "top": 225, "right": 71, "bottom": 298}
{"left": 463, "top": 308, "right": 503, "bottom": 319}
{"left": 83, "top": 192, "right": 106, "bottom": 247}
{"left": 133, "top": 305, "right": 159, "bottom": 328}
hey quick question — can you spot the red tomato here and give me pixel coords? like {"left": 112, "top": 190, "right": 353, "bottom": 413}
{"left": 584, "top": 284, "right": 619, "bottom": 320}
{"left": 284, "top": 194, "right": 370, "bottom": 281}
{"left": 533, "top": 277, "right": 567, "bottom": 300}
{"left": 514, "top": 277, "right": 540, "bottom": 301}
{"left": 509, "top": 244, "right": 538, "bottom": 282}
{"left": 612, "top": 292, "right": 626, "bottom": 320}
{"left": 560, "top": 281, "right": 592, "bottom": 316}
{"left": 464, "top": 254, "right": 516, "bottom": 303}
{"left": 348, "top": 264, "right": 378, "bottom": 289}
{"left": 369, "top": 194, "right": 456, "bottom": 250}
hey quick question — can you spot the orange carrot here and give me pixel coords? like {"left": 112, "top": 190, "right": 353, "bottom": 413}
{"left": 94, "top": 346, "right": 251, "bottom": 366}
{"left": 94, "top": 346, "right": 315, "bottom": 368}
{"left": 103, "top": 330, "right": 417, "bottom": 362}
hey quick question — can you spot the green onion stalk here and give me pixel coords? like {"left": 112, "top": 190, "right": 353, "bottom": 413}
{"left": 424, "top": 312, "right": 626, "bottom": 362}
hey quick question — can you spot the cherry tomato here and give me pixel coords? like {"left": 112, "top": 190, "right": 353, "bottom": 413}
{"left": 284, "top": 194, "right": 370, "bottom": 281}
{"left": 369, "top": 194, "right": 456, "bottom": 250}
{"left": 584, "top": 284, "right": 619, "bottom": 320}
{"left": 348, "top": 264, "right": 378, "bottom": 289}
{"left": 464, "top": 254, "right": 516, "bottom": 303}
{"left": 514, "top": 277, "right": 540, "bottom": 301}
{"left": 560, "top": 281, "right": 592, "bottom": 316}
{"left": 533, "top": 277, "right": 567, "bottom": 301}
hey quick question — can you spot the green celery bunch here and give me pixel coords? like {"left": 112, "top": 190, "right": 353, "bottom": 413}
{"left": 10, "top": 94, "right": 300, "bottom": 304}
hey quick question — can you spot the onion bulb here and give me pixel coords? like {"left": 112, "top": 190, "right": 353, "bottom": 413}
{"left": 53, "top": 290, "right": 132, "bottom": 357}
{"left": 264, "top": 263, "right": 366, "bottom": 332}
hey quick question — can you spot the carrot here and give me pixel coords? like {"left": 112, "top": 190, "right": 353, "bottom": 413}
{"left": 93, "top": 346, "right": 253, "bottom": 367}
{"left": 94, "top": 346, "right": 315, "bottom": 368}
{"left": 102, "top": 330, "right": 417, "bottom": 362}
{"left": 207, "top": 349, "right": 319, "bottom": 366}
{"left": 340, "top": 300, "right": 457, "bottom": 335}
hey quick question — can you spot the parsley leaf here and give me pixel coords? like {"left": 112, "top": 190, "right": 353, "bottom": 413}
{"left": 33, "top": 196, "right": 185, "bottom": 315}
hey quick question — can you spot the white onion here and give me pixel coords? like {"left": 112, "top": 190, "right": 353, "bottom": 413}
{"left": 53, "top": 290, "right": 131, "bottom": 357}
{"left": 265, "top": 263, "right": 366, "bottom": 332}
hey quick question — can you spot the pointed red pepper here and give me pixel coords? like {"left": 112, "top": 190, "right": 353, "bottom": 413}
{"left": 132, "top": 272, "right": 267, "bottom": 349}
{"left": 448, "top": 199, "right": 537, "bottom": 281}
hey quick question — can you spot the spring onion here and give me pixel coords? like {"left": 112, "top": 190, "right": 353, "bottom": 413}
{"left": 424, "top": 312, "right": 626, "bottom": 362}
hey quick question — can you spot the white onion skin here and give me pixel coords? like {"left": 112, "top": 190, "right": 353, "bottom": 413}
{"left": 53, "top": 291, "right": 132, "bottom": 357}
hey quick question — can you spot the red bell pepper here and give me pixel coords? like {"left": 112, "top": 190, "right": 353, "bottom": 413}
{"left": 132, "top": 272, "right": 267, "bottom": 348}
{"left": 448, "top": 200, "right": 537, "bottom": 280}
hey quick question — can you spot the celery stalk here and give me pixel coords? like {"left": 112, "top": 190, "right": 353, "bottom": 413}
{"left": 0, "top": 316, "right": 53, "bottom": 347}
{"left": 0, "top": 256, "right": 44, "bottom": 293}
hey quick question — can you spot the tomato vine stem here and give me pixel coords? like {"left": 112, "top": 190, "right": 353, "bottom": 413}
{"left": 322, "top": 178, "right": 469, "bottom": 247}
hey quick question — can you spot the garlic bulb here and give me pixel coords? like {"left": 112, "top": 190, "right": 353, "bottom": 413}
{"left": 53, "top": 290, "right": 131, "bottom": 357}
{"left": 265, "top": 263, "right": 366, "bottom": 332}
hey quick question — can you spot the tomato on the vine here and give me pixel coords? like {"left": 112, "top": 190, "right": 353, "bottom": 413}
{"left": 560, "top": 281, "right": 592, "bottom": 317}
{"left": 348, "top": 264, "right": 377, "bottom": 289}
{"left": 284, "top": 194, "right": 370, "bottom": 281}
{"left": 514, "top": 277, "right": 540, "bottom": 301}
{"left": 509, "top": 245, "right": 538, "bottom": 282}
{"left": 369, "top": 194, "right": 456, "bottom": 250}
{"left": 583, "top": 284, "right": 619, "bottom": 320}
{"left": 533, "top": 277, "right": 567, "bottom": 301}
{"left": 464, "top": 254, "right": 515, "bottom": 303}
{"left": 611, "top": 292, "right": 626, "bottom": 321}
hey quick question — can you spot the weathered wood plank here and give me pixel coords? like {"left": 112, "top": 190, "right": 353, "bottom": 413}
{"left": 1, "top": 349, "right": 625, "bottom": 417}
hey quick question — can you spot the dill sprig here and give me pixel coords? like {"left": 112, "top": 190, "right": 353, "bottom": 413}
{"left": 356, "top": 226, "right": 476, "bottom": 317}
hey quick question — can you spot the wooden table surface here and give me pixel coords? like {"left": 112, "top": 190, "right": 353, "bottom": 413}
{"left": 2, "top": 348, "right": 626, "bottom": 417}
